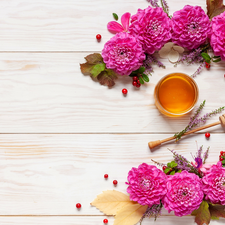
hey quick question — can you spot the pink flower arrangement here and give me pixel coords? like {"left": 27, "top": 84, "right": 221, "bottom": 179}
{"left": 171, "top": 5, "right": 210, "bottom": 50}
{"left": 210, "top": 11, "right": 225, "bottom": 60}
{"left": 163, "top": 171, "right": 204, "bottom": 217}
{"left": 126, "top": 163, "right": 167, "bottom": 207}
{"left": 128, "top": 6, "right": 172, "bottom": 54}
{"left": 101, "top": 32, "right": 145, "bottom": 75}
{"left": 202, "top": 161, "right": 225, "bottom": 205}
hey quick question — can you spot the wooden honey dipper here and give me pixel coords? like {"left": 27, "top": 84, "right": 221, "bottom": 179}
{"left": 148, "top": 114, "right": 225, "bottom": 150}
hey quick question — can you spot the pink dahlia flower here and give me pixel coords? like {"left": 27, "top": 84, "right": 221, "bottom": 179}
{"left": 210, "top": 11, "right": 225, "bottom": 60}
{"left": 126, "top": 163, "right": 167, "bottom": 207}
{"left": 128, "top": 6, "right": 172, "bottom": 54}
{"left": 202, "top": 161, "right": 225, "bottom": 205}
{"left": 171, "top": 5, "right": 210, "bottom": 50}
{"left": 163, "top": 171, "right": 204, "bottom": 217}
{"left": 102, "top": 32, "right": 145, "bottom": 75}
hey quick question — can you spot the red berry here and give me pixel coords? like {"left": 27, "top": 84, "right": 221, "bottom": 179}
{"left": 136, "top": 83, "right": 141, "bottom": 88}
{"left": 137, "top": 79, "right": 140, "bottom": 85}
{"left": 96, "top": 34, "right": 101, "bottom": 40}
{"left": 122, "top": 88, "right": 128, "bottom": 94}
{"left": 76, "top": 203, "right": 81, "bottom": 209}
{"left": 162, "top": 166, "right": 167, "bottom": 171}
{"left": 103, "top": 219, "right": 108, "bottom": 224}
{"left": 113, "top": 180, "right": 118, "bottom": 185}
{"left": 205, "top": 133, "right": 210, "bottom": 138}
{"left": 220, "top": 156, "right": 223, "bottom": 161}
{"left": 132, "top": 81, "right": 137, "bottom": 86}
{"left": 104, "top": 174, "right": 108, "bottom": 179}
{"left": 133, "top": 76, "right": 138, "bottom": 81}
{"left": 205, "top": 62, "right": 210, "bottom": 69}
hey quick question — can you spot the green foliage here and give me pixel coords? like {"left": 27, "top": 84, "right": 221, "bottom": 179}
{"left": 129, "top": 66, "right": 150, "bottom": 85}
{"left": 201, "top": 52, "right": 211, "bottom": 64}
{"left": 80, "top": 53, "right": 118, "bottom": 87}
{"left": 142, "top": 74, "right": 149, "bottom": 82}
{"left": 113, "top": 13, "right": 118, "bottom": 20}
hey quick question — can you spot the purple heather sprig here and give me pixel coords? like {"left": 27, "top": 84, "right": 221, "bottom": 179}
{"left": 147, "top": 0, "right": 159, "bottom": 7}
{"left": 143, "top": 54, "right": 165, "bottom": 73}
{"left": 140, "top": 203, "right": 163, "bottom": 223}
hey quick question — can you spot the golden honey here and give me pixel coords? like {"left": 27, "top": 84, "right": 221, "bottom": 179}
{"left": 154, "top": 73, "right": 198, "bottom": 116}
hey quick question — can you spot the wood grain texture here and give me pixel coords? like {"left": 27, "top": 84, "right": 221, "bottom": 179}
{"left": 0, "top": 53, "right": 224, "bottom": 133}
{"left": 0, "top": 133, "right": 223, "bottom": 215}
{"left": 0, "top": 216, "right": 223, "bottom": 225}
{"left": 0, "top": 0, "right": 207, "bottom": 51}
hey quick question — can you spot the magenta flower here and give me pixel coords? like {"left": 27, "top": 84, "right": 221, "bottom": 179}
{"left": 210, "top": 11, "right": 225, "bottom": 60}
{"left": 128, "top": 6, "right": 172, "bottom": 54}
{"left": 107, "top": 12, "right": 131, "bottom": 34}
{"left": 163, "top": 171, "right": 204, "bottom": 217}
{"left": 101, "top": 32, "right": 145, "bottom": 75}
{"left": 202, "top": 161, "right": 225, "bottom": 205}
{"left": 171, "top": 5, "right": 210, "bottom": 50}
{"left": 126, "top": 163, "right": 167, "bottom": 207}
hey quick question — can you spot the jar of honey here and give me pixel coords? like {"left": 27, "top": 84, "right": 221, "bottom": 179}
{"left": 154, "top": 73, "right": 199, "bottom": 117}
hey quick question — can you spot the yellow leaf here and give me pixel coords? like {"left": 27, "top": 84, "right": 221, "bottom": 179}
{"left": 90, "top": 190, "right": 135, "bottom": 215}
{"left": 114, "top": 203, "right": 148, "bottom": 225}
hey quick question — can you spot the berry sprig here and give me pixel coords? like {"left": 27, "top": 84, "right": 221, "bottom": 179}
{"left": 129, "top": 66, "right": 150, "bottom": 88}
{"left": 219, "top": 151, "right": 225, "bottom": 167}
{"left": 162, "top": 161, "right": 181, "bottom": 175}
{"left": 201, "top": 52, "right": 221, "bottom": 69}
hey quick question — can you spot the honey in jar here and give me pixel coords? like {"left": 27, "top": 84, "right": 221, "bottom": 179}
{"left": 154, "top": 73, "right": 198, "bottom": 116}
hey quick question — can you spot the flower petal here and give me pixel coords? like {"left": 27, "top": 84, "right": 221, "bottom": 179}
{"left": 121, "top": 12, "right": 131, "bottom": 31}
{"left": 168, "top": 49, "right": 179, "bottom": 63}
{"left": 107, "top": 21, "right": 124, "bottom": 34}
{"left": 173, "top": 46, "right": 184, "bottom": 54}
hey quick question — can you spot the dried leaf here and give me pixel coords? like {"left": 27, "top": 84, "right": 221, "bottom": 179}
{"left": 97, "top": 69, "right": 118, "bottom": 88}
{"left": 91, "top": 190, "right": 134, "bottom": 215}
{"left": 209, "top": 204, "right": 225, "bottom": 220}
{"left": 114, "top": 203, "right": 148, "bottom": 225}
{"left": 85, "top": 53, "right": 103, "bottom": 64}
{"left": 207, "top": 0, "right": 225, "bottom": 19}
{"left": 191, "top": 201, "right": 211, "bottom": 225}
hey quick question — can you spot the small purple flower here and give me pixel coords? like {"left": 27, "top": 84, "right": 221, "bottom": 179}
{"left": 171, "top": 5, "right": 210, "bottom": 50}
{"left": 163, "top": 171, "right": 204, "bottom": 217}
{"left": 202, "top": 161, "right": 225, "bottom": 205}
{"left": 126, "top": 163, "right": 167, "bottom": 207}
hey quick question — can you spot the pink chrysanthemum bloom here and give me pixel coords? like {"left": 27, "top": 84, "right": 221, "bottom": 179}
{"left": 126, "top": 163, "right": 167, "bottom": 207}
{"left": 101, "top": 32, "right": 145, "bottom": 75}
{"left": 171, "top": 5, "right": 210, "bottom": 50}
{"left": 128, "top": 6, "right": 172, "bottom": 54}
{"left": 202, "top": 161, "right": 225, "bottom": 205}
{"left": 210, "top": 11, "right": 225, "bottom": 60}
{"left": 163, "top": 171, "right": 204, "bottom": 217}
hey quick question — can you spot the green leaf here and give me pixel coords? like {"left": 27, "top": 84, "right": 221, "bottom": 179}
{"left": 91, "top": 64, "right": 106, "bottom": 78}
{"left": 212, "top": 58, "right": 221, "bottom": 62}
{"left": 138, "top": 66, "right": 145, "bottom": 73}
{"left": 164, "top": 168, "right": 171, "bottom": 174}
{"left": 170, "top": 161, "right": 178, "bottom": 168}
{"left": 209, "top": 204, "right": 225, "bottom": 219}
{"left": 138, "top": 76, "right": 144, "bottom": 85}
{"left": 201, "top": 52, "right": 211, "bottom": 64}
{"left": 191, "top": 201, "right": 211, "bottom": 225}
{"left": 222, "top": 160, "right": 225, "bottom": 164}
{"left": 97, "top": 69, "right": 118, "bottom": 88}
{"left": 207, "top": 0, "right": 225, "bottom": 19}
{"left": 177, "top": 169, "right": 182, "bottom": 173}
{"left": 167, "top": 162, "right": 171, "bottom": 168}
{"left": 113, "top": 13, "right": 118, "bottom": 20}
{"left": 213, "top": 55, "right": 221, "bottom": 58}
{"left": 170, "top": 171, "right": 175, "bottom": 175}
{"left": 142, "top": 74, "right": 149, "bottom": 82}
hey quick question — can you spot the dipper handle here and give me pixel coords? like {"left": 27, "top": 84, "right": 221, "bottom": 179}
{"left": 148, "top": 140, "right": 161, "bottom": 149}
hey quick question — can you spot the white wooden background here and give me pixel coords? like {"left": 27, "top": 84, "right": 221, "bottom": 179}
{"left": 0, "top": 0, "right": 224, "bottom": 224}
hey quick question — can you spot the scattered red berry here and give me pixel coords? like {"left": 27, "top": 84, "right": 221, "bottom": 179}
{"left": 76, "top": 203, "right": 81, "bottom": 209}
{"left": 162, "top": 166, "right": 167, "bottom": 171}
{"left": 136, "top": 83, "right": 141, "bottom": 88}
{"left": 133, "top": 76, "right": 138, "bottom": 81}
{"left": 96, "top": 34, "right": 101, "bottom": 41}
{"left": 205, "top": 62, "right": 210, "bottom": 69}
{"left": 122, "top": 88, "right": 128, "bottom": 94}
{"left": 205, "top": 132, "right": 210, "bottom": 138}
{"left": 103, "top": 219, "right": 108, "bottom": 224}
{"left": 104, "top": 174, "right": 108, "bottom": 179}
{"left": 132, "top": 81, "right": 137, "bottom": 86}
{"left": 113, "top": 180, "right": 118, "bottom": 185}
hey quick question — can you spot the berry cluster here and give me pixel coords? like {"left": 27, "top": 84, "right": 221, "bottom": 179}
{"left": 132, "top": 76, "right": 141, "bottom": 88}
{"left": 129, "top": 66, "right": 150, "bottom": 88}
{"left": 219, "top": 151, "right": 225, "bottom": 167}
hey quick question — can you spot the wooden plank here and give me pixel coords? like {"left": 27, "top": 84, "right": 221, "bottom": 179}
{"left": 0, "top": 0, "right": 207, "bottom": 51}
{"left": 0, "top": 53, "right": 224, "bottom": 133}
{"left": 0, "top": 133, "right": 223, "bottom": 215}
{"left": 0, "top": 216, "right": 223, "bottom": 225}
